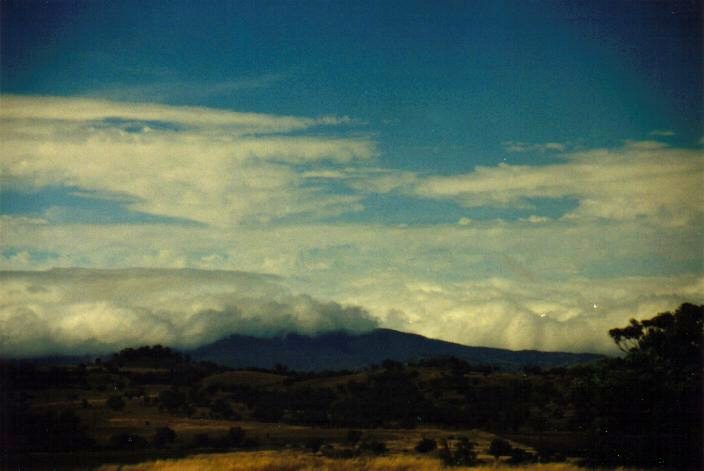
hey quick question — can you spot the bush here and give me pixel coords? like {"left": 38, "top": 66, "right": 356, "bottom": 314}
{"left": 228, "top": 426, "right": 246, "bottom": 446}
{"left": 210, "top": 398, "right": 239, "bottom": 419}
{"left": 358, "top": 439, "right": 387, "bottom": 455}
{"left": 508, "top": 447, "right": 535, "bottom": 464}
{"left": 440, "top": 437, "right": 477, "bottom": 466}
{"left": 105, "top": 395, "right": 125, "bottom": 411}
{"left": 488, "top": 437, "right": 513, "bottom": 458}
{"left": 415, "top": 437, "right": 437, "bottom": 453}
{"left": 158, "top": 389, "right": 186, "bottom": 412}
{"left": 346, "top": 429, "right": 363, "bottom": 444}
{"left": 192, "top": 433, "right": 211, "bottom": 448}
{"left": 109, "top": 432, "right": 148, "bottom": 449}
{"left": 305, "top": 436, "right": 325, "bottom": 452}
{"left": 153, "top": 426, "right": 177, "bottom": 448}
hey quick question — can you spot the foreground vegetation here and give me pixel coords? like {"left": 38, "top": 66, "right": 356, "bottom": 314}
{"left": 97, "top": 450, "right": 616, "bottom": 471}
{"left": 1, "top": 303, "right": 701, "bottom": 469}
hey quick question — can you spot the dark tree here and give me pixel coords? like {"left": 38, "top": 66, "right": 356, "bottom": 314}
{"left": 346, "top": 429, "right": 363, "bottom": 444}
{"left": 158, "top": 389, "right": 186, "bottom": 412}
{"left": 210, "top": 398, "right": 238, "bottom": 419}
{"left": 109, "top": 432, "right": 148, "bottom": 450}
{"left": 227, "top": 426, "right": 246, "bottom": 446}
{"left": 440, "top": 437, "right": 477, "bottom": 466}
{"left": 358, "top": 439, "right": 387, "bottom": 455}
{"left": 488, "top": 437, "right": 513, "bottom": 459}
{"left": 105, "top": 395, "right": 125, "bottom": 411}
{"left": 584, "top": 303, "right": 703, "bottom": 468}
{"left": 415, "top": 437, "right": 437, "bottom": 453}
{"left": 153, "top": 426, "right": 177, "bottom": 448}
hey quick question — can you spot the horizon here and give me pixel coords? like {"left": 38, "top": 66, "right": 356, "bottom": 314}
{"left": 1, "top": 1, "right": 702, "bottom": 358}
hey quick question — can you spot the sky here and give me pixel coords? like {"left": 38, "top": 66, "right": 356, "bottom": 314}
{"left": 1, "top": 0, "right": 702, "bottom": 357}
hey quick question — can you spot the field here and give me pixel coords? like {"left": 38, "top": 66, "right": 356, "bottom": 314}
{"left": 97, "top": 451, "right": 628, "bottom": 471}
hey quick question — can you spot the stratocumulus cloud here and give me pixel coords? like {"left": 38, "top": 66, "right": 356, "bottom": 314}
{"left": 0, "top": 95, "right": 375, "bottom": 226}
{"left": 413, "top": 141, "right": 703, "bottom": 226}
{"left": 0, "top": 268, "right": 379, "bottom": 357}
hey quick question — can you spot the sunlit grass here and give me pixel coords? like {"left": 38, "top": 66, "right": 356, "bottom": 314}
{"left": 97, "top": 450, "right": 630, "bottom": 471}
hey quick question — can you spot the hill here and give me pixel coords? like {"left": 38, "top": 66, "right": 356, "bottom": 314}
{"left": 188, "top": 328, "right": 603, "bottom": 371}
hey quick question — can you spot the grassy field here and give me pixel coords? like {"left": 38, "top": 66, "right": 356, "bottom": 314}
{"left": 97, "top": 450, "right": 622, "bottom": 471}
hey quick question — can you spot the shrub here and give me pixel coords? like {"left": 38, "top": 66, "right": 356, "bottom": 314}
{"left": 192, "top": 433, "right": 211, "bottom": 448}
{"left": 152, "top": 426, "right": 177, "bottom": 448}
{"left": 228, "top": 426, "right": 246, "bottom": 446}
{"left": 440, "top": 437, "right": 477, "bottom": 466}
{"left": 346, "top": 429, "right": 363, "bottom": 444}
{"left": 488, "top": 437, "right": 513, "bottom": 459}
{"left": 305, "top": 436, "right": 325, "bottom": 452}
{"left": 358, "top": 439, "right": 387, "bottom": 455}
{"left": 210, "top": 398, "right": 239, "bottom": 419}
{"left": 415, "top": 437, "right": 437, "bottom": 453}
{"left": 105, "top": 394, "right": 125, "bottom": 411}
{"left": 109, "top": 432, "right": 148, "bottom": 449}
{"left": 508, "top": 447, "right": 535, "bottom": 464}
{"left": 158, "top": 389, "right": 186, "bottom": 412}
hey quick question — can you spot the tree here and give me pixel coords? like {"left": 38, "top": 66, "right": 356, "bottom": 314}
{"left": 585, "top": 303, "right": 703, "bottom": 468}
{"left": 109, "top": 432, "right": 148, "bottom": 449}
{"left": 158, "top": 389, "right": 186, "bottom": 412}
{"left": 227, "top": 426, "right": 246, "bottom": 446}
{"left": 210, "top": 398, "right": 238, "bottom": 419}
{"left": 153, "top": 426, "right": 177, "bottom": 448}
{"left": 415, "top": 437, "right": 437, "bottom": 453}
{"left": 608, "top": 303, "right": 702, "bottom": 360}
{"left": 488, "top": 437, "right": 513, "bottom": 459}
{"left": 105, "top": 395, "right": 125, "bottom": 411}
{"left": 440, "top": 437, "right": 477, "bottom": 466}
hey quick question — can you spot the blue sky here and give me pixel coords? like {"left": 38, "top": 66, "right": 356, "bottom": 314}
{"left": 0, "top": 1, "right": 702, "bottom": 356}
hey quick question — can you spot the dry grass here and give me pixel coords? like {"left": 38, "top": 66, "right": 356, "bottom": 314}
{"left": 97, "top": 450, "right": 629, "bottom": 471}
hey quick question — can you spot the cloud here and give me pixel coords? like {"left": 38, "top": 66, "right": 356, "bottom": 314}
{"left": 649, "top": 130, "right": 675, "bottom": 137}
{"left": 0, "top": 95, "right": 375, "bottom": 226}
{"left": 302, "top": 167, "right": 418, "bottom": 194}
{"left": 350, "top": 273, "right": 704, "bottom": 355}
{"left": 415, "top": 141, "right": 703, "bottom": 225}
{"left": 0, "top": 214, "right": 701, "bottom": 355}
{"left": 1, "top": 266, "right": 699, "bottom": 358}
{"left": 0, "top": 268, "right": 379, "bottom": 357}
{"left": 502, "top": 141, "right": 567, "bottom": 153}
{"left": 0, "top": 95, "right": 351, "bottom": 134}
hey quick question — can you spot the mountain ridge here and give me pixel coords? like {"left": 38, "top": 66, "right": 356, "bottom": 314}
{"left": 189, "top": 328, "right": 604, "bottom": 371}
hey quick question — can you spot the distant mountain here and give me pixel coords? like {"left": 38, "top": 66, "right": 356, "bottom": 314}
{"left": 189, "top": 328, "right": 604, "bottom": 371}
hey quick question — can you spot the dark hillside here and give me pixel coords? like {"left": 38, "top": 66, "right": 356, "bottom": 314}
{"left": 189, "top": 328, "right": 603, "bottom": 371}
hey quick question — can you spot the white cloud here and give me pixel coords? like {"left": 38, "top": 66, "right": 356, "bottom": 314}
{"left": 344, "top": 273, "right": 704, "bottom": 354}
{"left": 1, "top": 215, "right": 700, "bottom": 355}
{"left": 0, "top": 95, "right": 375, "bottom": 226}
{"left": 649, "top": 130, "right": 675, "bottom": 137}
{"left": 0, "top": 95, "right": 701, "bottom": 357}
{"left": 0, "top": 95, "right": 350, "bottom": 134}
{"left": 415, "top": 141, "right": 703, "bottom": 225}
{"left": 0, "top": 268, "right": 378, "bottom": 357}
{"left": 502, "top": 141, "right": 567, "bottom": 153}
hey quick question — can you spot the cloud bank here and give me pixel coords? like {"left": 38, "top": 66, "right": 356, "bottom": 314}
{"left": 1, "top": 96, "right": 701, "bottom": 358}
{"left": 414, "top": 141, "right": 703, "bottom": 226}
{"left": 0, "top": 268, "right": 378, "bottom": 357}
{"left": 0, "top": 95, "right": 374, "bottom": 226}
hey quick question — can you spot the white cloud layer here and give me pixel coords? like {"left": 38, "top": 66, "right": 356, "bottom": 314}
{"left": 0, "top": 96, "right": 701, "bottom": 358}
{"left": 0, "top": 268, "right": 378, "bottom": 357}
{"left": 0, "top": 267, "right": 699, "bottom": 357}
{"left": 1, "top": 215, "right": 701, "bottom": 355}
{"left": 0, "top": 95, "right": 374, "bottom": 226}
{"left": 415, "top": 141, "right": 703, "bottom": 225}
